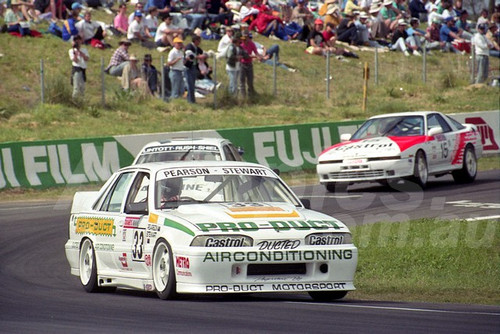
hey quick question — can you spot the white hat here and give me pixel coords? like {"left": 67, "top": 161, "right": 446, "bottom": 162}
{"left": 369, "top": 3, "right": 381, "bottom": 14}
{"left": 383, "top": 0, "right": 393, "bottom": 5}
{"left": 397, "top": 18, "right": 407, "bottom": 26}
{"left": 360, "top": 12, "right": 369, "bottom": 19}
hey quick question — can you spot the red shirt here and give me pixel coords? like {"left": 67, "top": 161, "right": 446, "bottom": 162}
{"left": 249, "top": 12, "right": 283, "bottom": 33}
{"left": 322, "top": 30, "right": 335, "bottom": 44}
{"left": 240, "top": 40, "right": 258, "bottom": 64}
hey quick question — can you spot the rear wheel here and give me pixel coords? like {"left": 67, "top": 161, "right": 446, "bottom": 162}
{"left": 325, "top": 182, "right": 348, "bottom": 192}
{"left": 152, "top": 239, "right": 177, "bottom": 300}
{"left": 411, "top": 151, "right": 428, "bottom": 188}
{"left": 79, "top": 239, "right": 99, "bottom": 292}
{"left": 308, "top": 291, "right": 348, "bottom": 302}
{"left": 452, "top": 145, "right": 477, "bottom": 183}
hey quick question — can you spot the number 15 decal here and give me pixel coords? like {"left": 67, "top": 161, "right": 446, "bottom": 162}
{"left": 132, "top": 230, "right": 144, "bottom": 261}
{"left": 441, "top": 142, "right": 449, "bottom": 159}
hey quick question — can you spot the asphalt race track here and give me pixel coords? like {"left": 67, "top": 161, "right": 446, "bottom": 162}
{"left": 0, "top": 170, "right": 499, "bottom": 333}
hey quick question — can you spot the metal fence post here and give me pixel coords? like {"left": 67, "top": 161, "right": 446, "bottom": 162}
{"left": 161, "top": 55, "right": 165, "bottom": 101}
{"left": 101, "top": 57, "right": 105, "bottom": 107}
{"left": 213, "top": 55, "right": 217, "bottom": 109}
{"left": 40, "top": 59, "right": 45, "bottom": 104}
{"left": 326, "top": 51, "right": 330, "bottom": 99}
{"left": 470, "top": 46, "right": 476, "bottom": 84}
{"left": 422, "top": 43, "right": 427, "bottom": 84}
{"left": 273, "top": 53, "right": 277, "bottom": 96}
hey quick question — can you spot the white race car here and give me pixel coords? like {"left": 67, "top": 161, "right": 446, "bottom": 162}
{"left": 65, "top": 161, "right": 358, "bottom": 301}
{"left": 133, "top": 137, "right": 244, "bottom": 164}
{"left": 317, "top": 111, "right": 483, "bottom": 191}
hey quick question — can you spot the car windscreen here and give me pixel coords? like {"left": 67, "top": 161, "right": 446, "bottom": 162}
{"left": 155, "top": 167, "right": 300, "bottom": 209}
{"left": 351, "top": 116, "right": 424, "bottom": 139}
{"left": 136, "top": 150, "right": 222, "bottom": 164}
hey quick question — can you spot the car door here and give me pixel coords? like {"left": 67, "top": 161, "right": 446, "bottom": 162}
{"left": 427, "top": 113, "right": 456, "bottom": 171}
{"left": 121, "top": 171, "right": 151, "bottom": 275}
{"left": 91, "top": 171, "right": 136, "bottom": 273}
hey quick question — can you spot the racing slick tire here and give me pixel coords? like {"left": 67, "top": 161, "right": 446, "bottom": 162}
{"left": 410, "top": 151, "right": 428, "bottom": 188}
{"left": 308, "top": 291, "right": 348, "bottom": 302}
{"left": 152, "top": 239, "right": 178, "bottom": 300}
{"left": 79, "top": 238, "right": 99, "bottom": 293}
{"left": 452, "top": 145, "right": 477, "bottom": 184}
{"left": 325, "top": 182, "right": 348, "bottom": 193}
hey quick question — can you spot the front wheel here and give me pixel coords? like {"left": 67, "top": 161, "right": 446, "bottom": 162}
{"left": 325, "top": 182, "right": 348, "bottom": 193}
{"left": 411, "top": 151, "right": 428, "bottom": 188}
{"left": 152, "top": 239, "right": 177, "bottom": 300}
{"left": 79, "top": 239, "right": 99, "bottom": 292}
{"left": 308, "top": 291, "right": 348, "bottom": 302}
{"left": 452, "top": 146, "right": 477, "bottom": 183}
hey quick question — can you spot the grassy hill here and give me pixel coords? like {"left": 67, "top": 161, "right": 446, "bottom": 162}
{"left": 0, "top": 8, "right": 499, "bottom": 143}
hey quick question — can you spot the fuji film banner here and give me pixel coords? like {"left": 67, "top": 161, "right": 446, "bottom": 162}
{"left": 0, "top": 111, "right": 497, "bottom": 190}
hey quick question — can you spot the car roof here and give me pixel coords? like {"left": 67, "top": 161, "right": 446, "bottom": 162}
{"left": 123, "top": 160, "right": 272, "bottom": 174}
{"left": 368, "top": 111, "right": 440, "bottom": 119}
{"left": 139, "top": 137, "right": 229, "bottom": 150}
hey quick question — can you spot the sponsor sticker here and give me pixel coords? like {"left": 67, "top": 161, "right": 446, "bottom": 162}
{"left": 144, "top": 145, "right": 219, "bottom": 153}
{"left": 76, "top": 217, "right": 115, "bottom": 236}
{"left": 196, "top": 220, "right": 342, "bottom": 232}
{"left": 202, "top": 249, "right": 353, "bottom": 263}
{"left": 205, "top": 282, "right": 347, "bottom": 292}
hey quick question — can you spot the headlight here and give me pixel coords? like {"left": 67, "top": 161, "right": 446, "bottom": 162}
{"left": 190, "top": 235, "right": 253, "bottom": 247}
{"left": 305, "top": 233, "right": 352, "bottom": 245}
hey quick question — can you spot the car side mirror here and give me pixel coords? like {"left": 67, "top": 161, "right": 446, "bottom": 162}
{"left": 237, "top": 146, "right": 245, "bottom": 156}
{"left": 126, "top": 202, "right": 148, "bottom": 215}
{"left": 428, "top": 127, "right": 443, "bottom": 137}
{"left": 340, "top": 133, "right": 351, "bottom": 142}
{"left": 300, "top": 198, "right": 311, "bottom": 209}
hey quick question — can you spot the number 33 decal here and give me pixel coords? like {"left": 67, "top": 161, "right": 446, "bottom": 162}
{"left": 132, "top": 230, "right": 144, "bottom": 261}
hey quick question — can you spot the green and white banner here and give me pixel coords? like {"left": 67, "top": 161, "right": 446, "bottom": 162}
{"left": 1, "top": 110, "right": 497, "bottom": 190}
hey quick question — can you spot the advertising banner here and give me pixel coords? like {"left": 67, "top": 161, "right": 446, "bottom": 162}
{"left": 0, "top": 111, "right": 498, "bottom": 190}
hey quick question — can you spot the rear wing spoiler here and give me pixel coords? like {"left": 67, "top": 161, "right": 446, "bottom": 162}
{"left": 71, "top": 191, "right": 99, "bottom": 214}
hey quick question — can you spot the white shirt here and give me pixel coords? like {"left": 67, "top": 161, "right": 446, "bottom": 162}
{"left": 127, "top": 19, "right": 146, "bottom": 40}
{"left": 168, "top": 47, "right": 185, "bottom": 71}
{"left": 68, "top": 47, "right": 89, "bottom": 69}
{"left": 155, "top": 22, "right": 179, "bottom": 42}
{"left": 76, "top": 19, "right": 101, "bottom": 41}
{"left": 472, "top": 32, "right": 492, "bottom": 57}
{"left": 239, "top": 5, "right": 259, "bottom": 21}
{"left": 144, "top": 14, "right": 158, "bottom": 31}
{"left": 217, "top": 33, "right": 232, "bottom": 58}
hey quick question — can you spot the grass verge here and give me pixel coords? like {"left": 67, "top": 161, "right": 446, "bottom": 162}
{"left": 350, "top": 219, "right": 500, "bottom": 305}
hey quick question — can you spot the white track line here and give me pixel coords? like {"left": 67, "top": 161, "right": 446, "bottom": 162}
{"left": 285, "top": 301, "right": 500, "bottom": 316}
{"left": 465, "top": 215, "right": 500, "bottom": 221}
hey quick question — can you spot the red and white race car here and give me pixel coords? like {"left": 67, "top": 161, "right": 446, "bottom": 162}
{"left": 316, "top": 111, "right": 483, "bottom": 191}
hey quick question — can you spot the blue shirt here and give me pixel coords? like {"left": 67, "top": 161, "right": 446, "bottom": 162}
{"left": 145, "top": 0, "right": 170, "bottom": 11}
{"left": 440, "top": 24, "right": 458, "bottom": 42}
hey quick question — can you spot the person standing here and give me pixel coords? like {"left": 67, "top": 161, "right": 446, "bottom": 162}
{"left": 68, "top": 35, "right": 89, "bottom": 99}
{"left": 472, "top": 23, "right": 493, "bottom": 84}
{"left": 184, "top": 35, "right": 204, "bottom": 103}
{"left": 239, "top": 31, "right": 262, "bottom": 97}
{"left": 141, "top": 54, "right": 159, "bottom": 95}
{"left": 225, "top": 33, "right": 242, "bottom": 95}
{"left": 167, "top": 36, "right": 185, "bottom": 99}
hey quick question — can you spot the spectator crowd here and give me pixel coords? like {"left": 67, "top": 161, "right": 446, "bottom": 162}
{"left": 1, "top": 0, "right": 499, "bottom": 101}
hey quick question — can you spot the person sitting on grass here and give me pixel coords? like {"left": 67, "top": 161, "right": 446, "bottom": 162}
{"left": 4, "top": 0, "right": 32, "bottom": 37}
{"left": 155, "top": 13, "right": 183, "bottom": 51}
{"left": 62, "top": 3, "right": 83, "bottom": 42}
